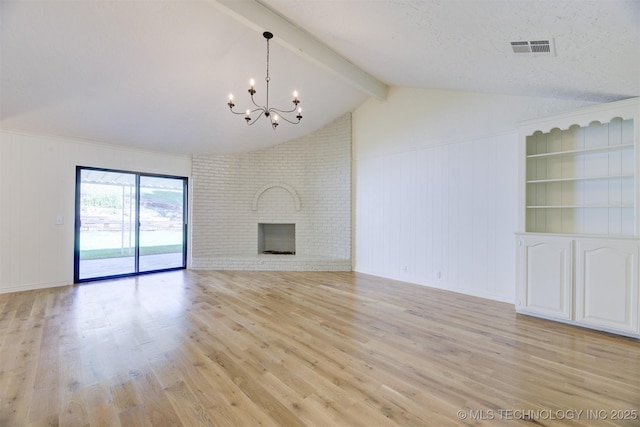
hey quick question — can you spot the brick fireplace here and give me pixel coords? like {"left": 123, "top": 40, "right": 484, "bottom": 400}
{"left": 190, "top": 114, "right": 352, "bottom": 271}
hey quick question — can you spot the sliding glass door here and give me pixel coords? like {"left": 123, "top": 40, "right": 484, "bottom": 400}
{"left": 139, "top": 175, "right": 186, "bottom": 272}
{"left": 74, "top": 167, "right": 187, "bottom": 282}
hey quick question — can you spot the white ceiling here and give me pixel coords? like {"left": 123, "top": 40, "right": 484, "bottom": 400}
{"left": 1, "top": 0, "right": 639, "bottom": 155}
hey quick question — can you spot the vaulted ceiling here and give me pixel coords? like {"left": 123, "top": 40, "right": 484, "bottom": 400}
{"left": 1, "top": 0, "right": 638, "bottom": 155}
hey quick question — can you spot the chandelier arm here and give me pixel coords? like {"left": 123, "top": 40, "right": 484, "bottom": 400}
{"left": 269, "top": 105, "right": 299, "bottom": 114}
{"left": 269, "top": 111, "right": 301, "bottom": 125}
{"left": 229, "top": 105, "right": 267, "bottom": 115}
{"left": 246, "top": 109, "right": 267, "bottom": 126}
{"left": 228, "top": 107, "right": 249, "bottom": 116}
{"left": 249, "top": 92, "right": 267, "bottom": 110}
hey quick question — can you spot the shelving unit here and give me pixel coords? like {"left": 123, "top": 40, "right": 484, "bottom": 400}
{"left": 524, "top": 116, "right": 635, "bottom": 235}
{"left": 515, "top": 98, "right": 640, "bottom": 339}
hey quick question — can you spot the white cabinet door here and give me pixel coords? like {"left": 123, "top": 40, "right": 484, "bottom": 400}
{"left": 517, "top": 235, "right": 573, "bottom": 320}
{"left": 575, "top": 239, "right": 639, "bottom": 334}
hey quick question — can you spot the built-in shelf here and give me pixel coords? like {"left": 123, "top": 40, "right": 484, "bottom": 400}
{"left": 526, "top": 143, "right": 634, "bottom": 159}
{"left": 527, "top": 205, "right": 634, "bottom": 209}
{"left": 527, "top": 174, "right": 633, "bottom": 184}
{"left": 521, "top": 112, "right": 636, "bottom": 236}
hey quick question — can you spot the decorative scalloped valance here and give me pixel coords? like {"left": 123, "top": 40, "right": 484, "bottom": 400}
{"left": 528, "top": 117, "right": 630, "bottom": 136}
{"left": 519, "top": 97, "right": 639, "bottom": 136}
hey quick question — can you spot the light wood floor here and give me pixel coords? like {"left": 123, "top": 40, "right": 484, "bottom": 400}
{"left": 1, "top": 270, "right": 638, "bottom": 426}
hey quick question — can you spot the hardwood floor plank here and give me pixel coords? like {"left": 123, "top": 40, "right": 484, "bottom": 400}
{"left": 27, "top": 324, "right": 60, "bottom": 424}
{"left": 162, "top": 380, "right": 219, "bottom": 427}
{"left": 206, "top": 349, "right": 306, "bottom": 427}
{"left": 0, "top": 369, "right": 37, "bottom": 426}
{"left": 1, "top": 270, "right": 639, "bottom": 426}
{"left": 83, "top": 383, "right": 121, "bottom": 427}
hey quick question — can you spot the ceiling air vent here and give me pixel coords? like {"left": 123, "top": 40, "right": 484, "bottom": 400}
{"left": 511, "top": 39, "right": 555, "bottom": 56}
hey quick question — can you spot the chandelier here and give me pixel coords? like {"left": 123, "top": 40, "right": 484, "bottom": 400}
{"left": 227, "top": 31, "right": 302, "bottom": 129}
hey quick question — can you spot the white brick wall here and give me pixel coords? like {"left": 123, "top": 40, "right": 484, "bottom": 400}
{"left": 191, "top": 114, "right": 352, "bottom": 271}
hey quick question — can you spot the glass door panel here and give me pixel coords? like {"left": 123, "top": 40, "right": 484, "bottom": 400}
{"left": 139, "top": 176, "right": 186, "bottom": 272}
{"left": 77, "top": 170, "right": 137, "bottom": 280}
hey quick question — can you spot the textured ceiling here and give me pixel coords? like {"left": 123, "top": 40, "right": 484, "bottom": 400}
{"left": 1, "top": 0, "right": 638, "bottom": 155}
{"left": 266, "top": 0, "right": 640, "bottom": 99}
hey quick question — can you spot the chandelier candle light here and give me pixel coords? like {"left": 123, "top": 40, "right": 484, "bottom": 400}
{"left": 227, "top": 31, "right": 302, "bottom": 129}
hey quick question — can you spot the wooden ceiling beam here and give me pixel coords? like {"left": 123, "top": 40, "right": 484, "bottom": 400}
{"left": 210, "top": 0, "right": 388, "bottom": 100}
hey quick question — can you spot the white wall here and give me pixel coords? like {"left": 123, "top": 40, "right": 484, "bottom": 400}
{"left": 0, "top": 88, "right": 601, "bottom": 296}
{"left": 353, "top": 87, "right": 595, "bottom": 302}
{"left": 190, "top": 114, "right": 352, "bottom": 271}
{"left": 0, "top": 130, "right": 191, "bottom": 293}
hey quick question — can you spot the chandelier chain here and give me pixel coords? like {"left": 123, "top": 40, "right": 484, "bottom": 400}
{"left": 265, "top": 37, "right": 270, "bottom": 83}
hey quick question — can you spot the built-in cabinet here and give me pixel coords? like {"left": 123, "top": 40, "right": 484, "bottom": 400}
{"left": 574, "top": 238, "right": 638, "bottom": 334}
{"left": 516, "top": 98, "right": 640, "bottom": 338}
{"left": 516, "top": 235, "right": 573, "bottom": 320}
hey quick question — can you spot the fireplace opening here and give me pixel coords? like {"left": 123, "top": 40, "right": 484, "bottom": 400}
{"left": 258, "top": 223, "right": 295, "bottom": 255}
